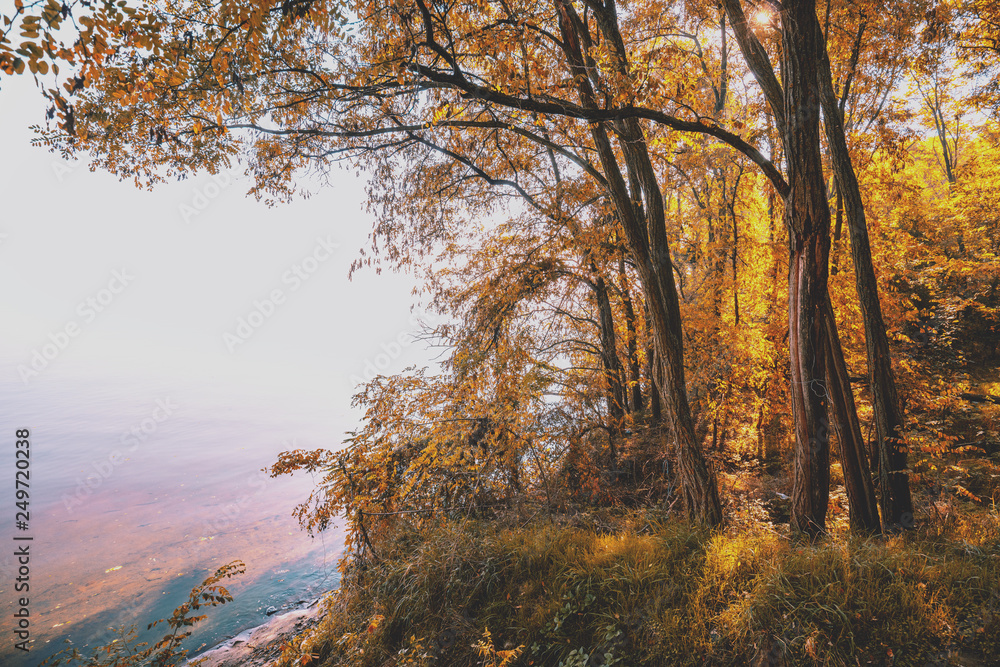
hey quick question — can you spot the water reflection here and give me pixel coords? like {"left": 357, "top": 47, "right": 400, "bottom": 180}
{"left": 0, "top": 378, "right": 344, "bottom": 666}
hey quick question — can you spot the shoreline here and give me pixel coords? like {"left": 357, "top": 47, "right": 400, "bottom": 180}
{"left": 185, "top": 592, "right": 334, "bottom": 667}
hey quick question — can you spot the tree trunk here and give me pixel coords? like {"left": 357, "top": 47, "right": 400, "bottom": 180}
{"left": 731, "top": 197, "right": 740, "bottom": 325}
{"left": 813, "top": 14, "right": 914, "bottom": 529}
{"left": 643, "top": 302, "right": 663, "bottom": 424}
{"left": 830, "top": 178, "right": 843, "bottom": 275}
{"left": 787, "top": 235, "right": 831, "bottom": 535}
{"left": 822, "top": 297, "right": 881, "bottom": 532}
{"left": 781, "top": 0, "right": 835, "bottom": 535}
{"left": 618, "top": 253, "right": 644, "bottom": 414}
{"left": 594, "top": 271, "right": 625, "bottom": 468}
{"left": 723, "top": 0, "right": 883, "bottom": 534}
{"left": 555, "top": 0, "right": 722, "bottom": 525}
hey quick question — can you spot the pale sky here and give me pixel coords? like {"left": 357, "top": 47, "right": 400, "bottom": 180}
{"left": 0, "top": 75, "right": 436, "bottom": 415}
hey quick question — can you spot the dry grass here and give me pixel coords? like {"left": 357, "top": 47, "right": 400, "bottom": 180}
{"left": 275, "top": 506, "right": 1000, "bottom": 667}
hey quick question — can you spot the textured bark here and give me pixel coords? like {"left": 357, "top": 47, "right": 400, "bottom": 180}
{"left": 615, "top": 118, "right": 722, "bottom": 524}
{"left": 643, "top": 302, "right": 663, "bottom": 424}
{"left": 617, "top": 117, "right": 722, "bottom": 524}
{"left": 618, "top": 253, "right": 644, "bottom": 414}
{"left": 554, "top": 0, "right": 722, "bottom": 525}
{"left": 787, "top": 233, "right": 831, "bottom": 535}
{"left": 647, "top": 338, "right": 663, "bottom": 423}
{"left": 822, "top": 298, "right": 881, "bottom": 532}
{"left": 722, "top": 0, "right": 885, "bottom": 534}
{"left": 781, "top": 0, "right": 834, "bottom": 535}
{"left": 830, "top": 179, "right": 844, "bottom": 275}
{"left": 594, "top": 272, "right": 625, "bottom": 467}
{"left": 813, "top": 15, "right": 914, "bottom": 528}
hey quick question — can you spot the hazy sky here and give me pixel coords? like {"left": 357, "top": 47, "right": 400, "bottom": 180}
{"left": 0, "top": 75, "right": 436, "bottom": 415}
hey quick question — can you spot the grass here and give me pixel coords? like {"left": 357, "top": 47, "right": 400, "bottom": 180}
{"left": 273, "top": 507, "right": 1000, "bottom": 667}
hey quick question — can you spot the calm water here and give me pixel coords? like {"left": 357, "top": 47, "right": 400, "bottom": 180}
{"left": 0, "top": 377, "right": 347, "bottom": 666}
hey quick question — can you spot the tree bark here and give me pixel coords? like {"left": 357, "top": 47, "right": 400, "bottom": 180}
{"left": 813, "top": 14, "right": 914, "bottom": 529}
{"left": 594, "top": 271, "right": 625, "bottom": 468}
{"left": 646, "top": 304, "right": 663, "bottom": 425}
{"left": 722, "top": 0, "right": 886, "bottom": 534}
{"left": 554, "top": 0, "right": 722, "bottom": 525}
{"left": 618, "top": 253, "right": 645, "bottom": 414}
{"left": 830, "top": 178, "right": 843, "bottom": 275}
{"left": 822, "top": 297, "right": 881, "bottom": 532}
{"left": 781, "top": 0, "right": 835, "bottom": 535}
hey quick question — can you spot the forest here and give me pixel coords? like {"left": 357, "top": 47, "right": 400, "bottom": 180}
{"left": 5, "top": 0, "right": 1000, "bottom": 664}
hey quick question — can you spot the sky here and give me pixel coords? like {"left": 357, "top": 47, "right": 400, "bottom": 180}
{"left": 0, "top": 74, "right": 448, "bottom": 663}
{"left": 0, "top": 74, "right": 438, "bottom": 418}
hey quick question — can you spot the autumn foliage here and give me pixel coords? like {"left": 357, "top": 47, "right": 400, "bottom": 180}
{"left": 4, "top": 0, "right": 1000, "bottom": 545}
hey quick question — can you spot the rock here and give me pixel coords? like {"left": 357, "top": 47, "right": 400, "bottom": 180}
{"left": 184, "top": 594, "right": 332, "bottom": 667}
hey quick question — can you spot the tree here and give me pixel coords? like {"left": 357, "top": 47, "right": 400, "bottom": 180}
{"left": 957, "top": 0, "right": 1000, "bottom": 115}
{"left": 719, "top": 0, "right": 881, "bottom": 533}
{"left": 809, "top": 0, "right": 922, "bottom": 530}
{"left": 19, "top": 0, "right": 971, "bottom": 533}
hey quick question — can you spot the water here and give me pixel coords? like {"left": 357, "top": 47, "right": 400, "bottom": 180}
{"left": 0, "top": 377, "right": 346, "bottom": 666}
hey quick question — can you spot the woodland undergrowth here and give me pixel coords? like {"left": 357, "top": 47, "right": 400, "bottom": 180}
{"left": 273, "top": 477, "right": 1000, "bottom": 667}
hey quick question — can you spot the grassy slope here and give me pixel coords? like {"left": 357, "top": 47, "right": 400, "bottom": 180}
{"left": 273, "top": 505, "right": 1000, "bottom": 667}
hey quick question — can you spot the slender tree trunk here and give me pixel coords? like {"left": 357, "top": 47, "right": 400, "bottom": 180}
{"left": 556, "top": 0, "right": 722, "bottom": 525}
{"left": 813, "top": 14, "right": 914, "bottom": 528}
{"left": 731, "top": 198, "right": 740, "bottom": 325}
{"left": 830, "top": 179, "right": 843, "bottom": 275}
{"left": 646, "top": 306, "right": 663, "bottom": 425}
{"left": 618, "top": 253, "right": 644, "bottom": 414}
{"left": 782, "top": 0, "right": 835, "bottom": 535}
{"left": 617, "top": 117, "right": 722, "bottom": 523}
{"left": 594, "top": 272, "right": 625, "bottom": 468}
{"left": 822, "top": 297, "right": 881, "bottom": 532}
{"left": 619, "top": 128, "right": 722, "bottom": 524}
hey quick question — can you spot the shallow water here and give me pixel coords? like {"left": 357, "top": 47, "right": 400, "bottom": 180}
{"left": 0, "top": 378, "right": 346, "bottom": 666}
